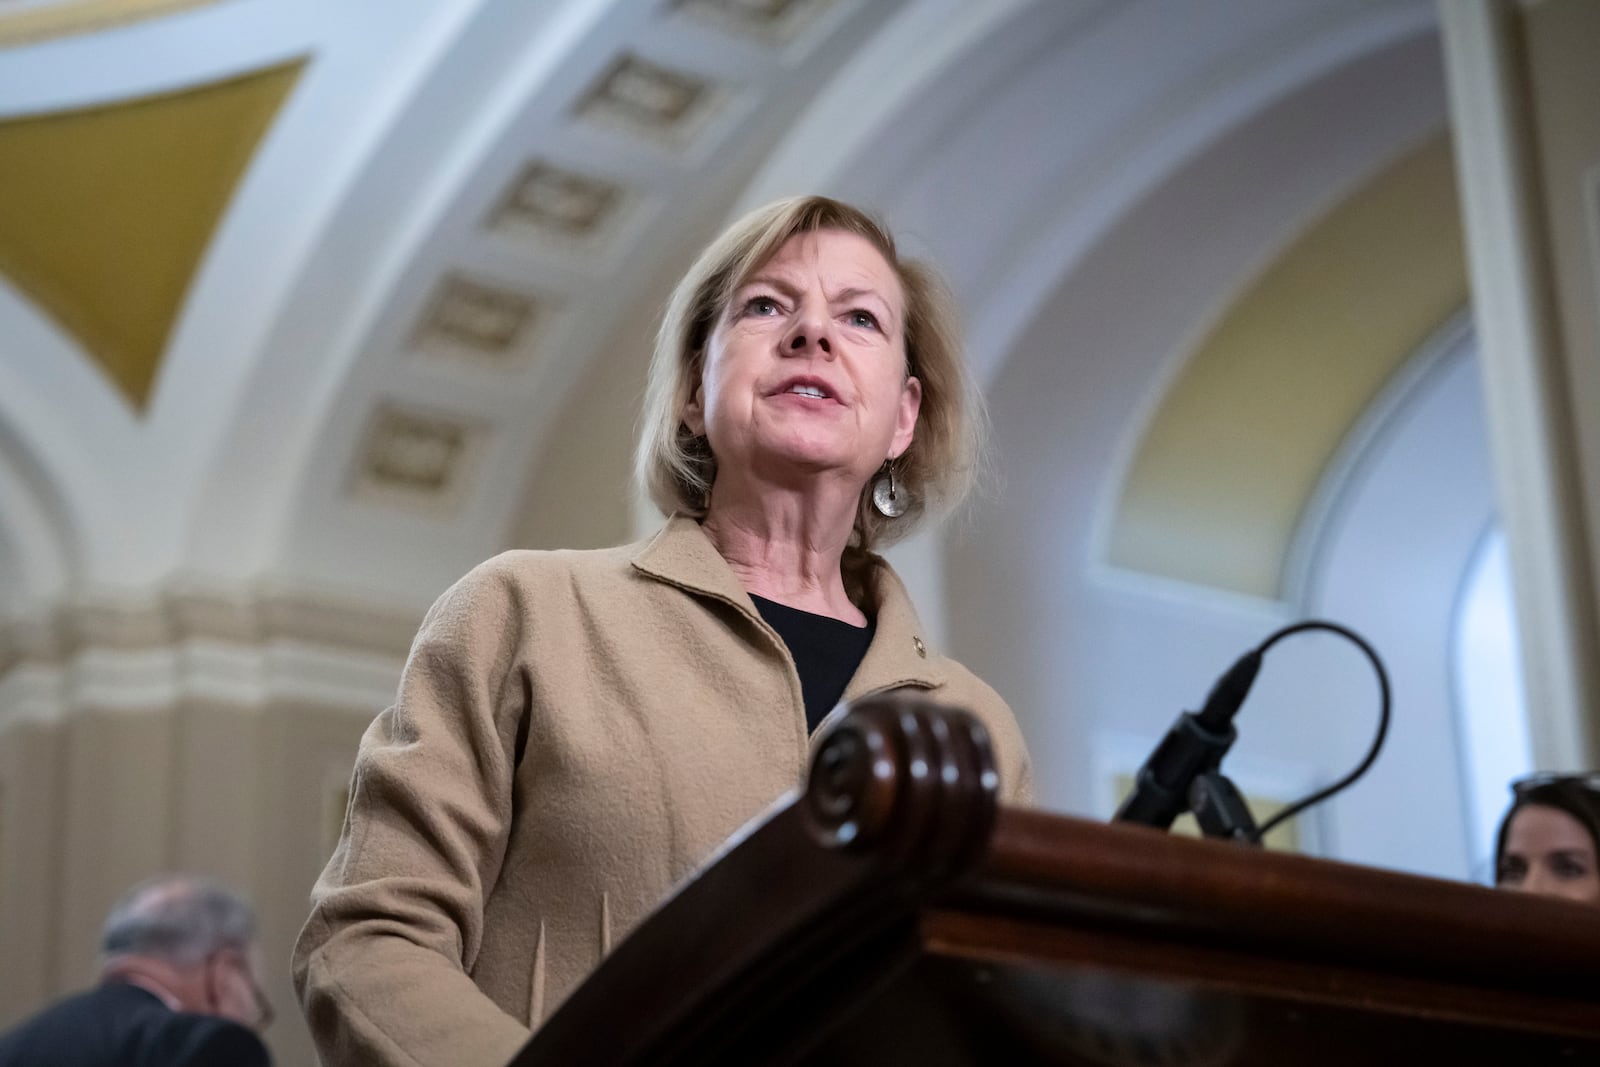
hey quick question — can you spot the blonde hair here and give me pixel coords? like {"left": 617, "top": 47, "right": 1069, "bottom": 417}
{"left": 635, "top": 196, "right": 985, "bottom": 577}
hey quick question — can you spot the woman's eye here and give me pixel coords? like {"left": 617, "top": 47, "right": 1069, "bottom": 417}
{"left": 1553, "top": 855, "right": 1592, "bottom": 879}
{"left": 1496, "top": 860, "right": 1526, "bottom": 885}
{"left": 847, "top": 309, "right": 879, "bottom": 330}
{"left": 743, "top": 296, "right": 781, "bottom": 317}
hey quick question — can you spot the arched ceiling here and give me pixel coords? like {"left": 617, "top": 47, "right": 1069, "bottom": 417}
{"left": 928, "top": 4, "right": 1449, "bottom": 790}
{"left": 1109, "top": 133, "right": 1467, "bottom": 598}
{"left": 0, "top": 0, "right": 486, "bottom": 602}
{"left": 0, "top": 0, "right": 1455, "bottom": 625}
{"left": 252, "top": 0, "right": 917, "bottom": 603}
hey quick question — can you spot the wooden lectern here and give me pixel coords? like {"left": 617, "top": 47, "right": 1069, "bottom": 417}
{"left": 512, "top": 696, "right": 1600, "bottom": 1065}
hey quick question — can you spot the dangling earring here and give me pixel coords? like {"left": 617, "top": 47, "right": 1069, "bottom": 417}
{"left": 871, "top": 459, "right": 906, "bottom": 517}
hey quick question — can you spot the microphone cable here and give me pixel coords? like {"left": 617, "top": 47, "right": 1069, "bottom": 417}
{"left": 1245, "top": 619, "right": 1392, "bottom": 843}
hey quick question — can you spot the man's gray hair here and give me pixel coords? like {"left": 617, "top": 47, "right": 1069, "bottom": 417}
{"left": 100, "top": 875, "right": 258, "bottom": 965}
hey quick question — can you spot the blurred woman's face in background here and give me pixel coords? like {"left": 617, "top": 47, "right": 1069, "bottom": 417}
{"left": 1497, "top": 805, "right": 1600, "bottom": 905}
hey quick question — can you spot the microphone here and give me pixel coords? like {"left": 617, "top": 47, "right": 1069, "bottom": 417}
{"left": 1113, "top": 649, "right": 1262, "bottom": 829}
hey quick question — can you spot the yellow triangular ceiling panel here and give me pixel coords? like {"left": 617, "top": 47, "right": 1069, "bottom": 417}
{"left": 0, "top": 59, "right": 305, "bottom": 411}
{"left": 0, "top": 0, "right": 217, "bottom": 47}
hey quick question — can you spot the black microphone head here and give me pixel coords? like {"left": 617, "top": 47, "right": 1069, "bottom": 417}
{"left": 1196, "top": 649, "right": 1262, "bottom": 731}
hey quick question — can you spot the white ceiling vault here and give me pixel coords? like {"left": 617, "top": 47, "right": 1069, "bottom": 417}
{"left": 0, "top": 0, "right": 1447, "bottom": 627}
{"left": 4, "top": 0, "right": 1501, "bottom": 874}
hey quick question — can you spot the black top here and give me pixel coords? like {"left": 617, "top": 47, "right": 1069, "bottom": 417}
{"left": 0, "top": 981, "right": 271, "bottom": 1067}
{"left": 751, "top": 594, "right": 874, "bottom": 734}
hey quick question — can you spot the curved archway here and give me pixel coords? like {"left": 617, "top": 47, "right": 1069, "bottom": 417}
{"left": 939, "top": 14, "right": 1456, "bottom": 875}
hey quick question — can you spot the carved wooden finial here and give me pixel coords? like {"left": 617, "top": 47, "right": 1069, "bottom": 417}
{"left": 803, "top": 694, "right": 999, "bottom": 880}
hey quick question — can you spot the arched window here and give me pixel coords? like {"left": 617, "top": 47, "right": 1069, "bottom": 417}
{"left": 1453, "top": 525, "right": 1533, "bottom": 882}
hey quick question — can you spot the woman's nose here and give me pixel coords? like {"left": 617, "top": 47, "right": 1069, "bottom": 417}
{"left": 784, "top": 310, "right": 834, "bottom": 356}
{"left": 1521, "top": 865, "right": 1556, "bottom": 897}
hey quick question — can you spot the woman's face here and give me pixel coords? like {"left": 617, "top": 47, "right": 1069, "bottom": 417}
{"left": 686, "top": 229, "right": 921, "bottom": 495}
{"left": 1497, "top": 804, "right": 1600, "bottom": 905}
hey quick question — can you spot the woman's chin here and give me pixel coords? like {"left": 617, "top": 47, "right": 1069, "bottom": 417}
{"left": 739, "top": 433, "right": 850, "bottom": 469}
{"left": 738, "top": 444, "right": 871, "bottom": 487}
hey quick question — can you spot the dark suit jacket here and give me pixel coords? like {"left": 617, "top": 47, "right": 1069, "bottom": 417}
{"left": 0, "top": 981, "right": 270, "bottom": 1067}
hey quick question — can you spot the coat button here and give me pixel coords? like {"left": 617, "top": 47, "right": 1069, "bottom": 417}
{"left": 913, "top": 636, "right": 926, "bottom": 658}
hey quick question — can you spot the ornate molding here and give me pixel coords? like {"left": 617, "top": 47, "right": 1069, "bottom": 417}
{"left": 575, "top": 54, "right": 717, "bottom": 143}
{"left": 0, "top": 585, "right": 419, "bottom": 678}
{"left": 676, "top": 0, "right": 837, "bottom": 43}
{"left": 0, "top": 589, "right": 415, "bottom": 728}
{"left": 415, "top": 274, "right": 540, "bottom": 359}
{"left": 351, "top": 403, "right": 483, "bottom": 507}
{"left": 488, "top": 162, "right": 625, "bottom": 244}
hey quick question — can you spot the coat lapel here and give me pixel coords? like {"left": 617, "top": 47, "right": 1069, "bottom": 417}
{"left": 844, "top": 558, "right": 946, "bottom": 700}
{"left": 628, "top": 515, "right": 756, "bottom": 610}
{"left": 630, "top": 515, "right": 946, "bottom": 699}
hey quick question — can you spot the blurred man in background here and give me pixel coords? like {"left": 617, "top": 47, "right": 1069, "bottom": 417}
{"left": 0, "top": 874, "right": 272, "bottom": 1066}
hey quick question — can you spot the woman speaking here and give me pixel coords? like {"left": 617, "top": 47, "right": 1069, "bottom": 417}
{"left": 292, "top": 196, "right": 1034, "bottom": 1067}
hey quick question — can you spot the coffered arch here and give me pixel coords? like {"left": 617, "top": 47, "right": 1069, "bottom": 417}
{"left": 0, "top": 0, "right": 469, "bottom": 594}
{"left": 0, "top": 0, "right": 1457, "bottom": 620}
{"left": 250, "top": 0, "right": 912, "bottom": 604}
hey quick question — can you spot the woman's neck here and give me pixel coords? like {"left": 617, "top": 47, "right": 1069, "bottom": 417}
{"left": 701, "top": 480, "right": 866, "bottom": 625}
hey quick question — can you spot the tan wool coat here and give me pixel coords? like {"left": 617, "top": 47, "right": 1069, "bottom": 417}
{"left": 292, "top": 516, "right": 1033, "bottom": 1067}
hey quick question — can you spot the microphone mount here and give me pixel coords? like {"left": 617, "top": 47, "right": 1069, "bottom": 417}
{"left": 1112, "top": 620, "right": 1392, "bottom": 846}
{"left": 1112, "top": 650, "right": 1261, "bottom": 837}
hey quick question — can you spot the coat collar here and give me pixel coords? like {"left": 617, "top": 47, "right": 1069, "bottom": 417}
{"left": 630, "top": 515, "right": 946, "bottom": 697}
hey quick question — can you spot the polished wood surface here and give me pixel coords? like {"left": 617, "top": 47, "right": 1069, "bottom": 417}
{"left": 970, "top": 809, "right": 1600, "bottom": 1007}
{"left": 511, "top": 697, "right": 1600, "bottom": 1066}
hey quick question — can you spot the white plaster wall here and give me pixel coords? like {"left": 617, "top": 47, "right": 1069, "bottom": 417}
{"left": 1299, "top": 334, "right": 1496, "bottom": 877}
{"left": 920, "top": 12, "right": 1500, "bottom": 880}
{"left": 960, "top": 324, "right": 1498, "bottom": 881}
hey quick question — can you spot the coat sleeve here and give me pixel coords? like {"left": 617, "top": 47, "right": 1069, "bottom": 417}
{"left": 994, "top": 701, "right": 1035, "bottom": 807}
{"left": 292, "top": 558, "right": 534, "bottom": 1067}
{"left": 1010, "top": 741, "right": 1036, "bottom": 806}
{"left": 939, "top": 664, "right": 1035, "bottom": 808}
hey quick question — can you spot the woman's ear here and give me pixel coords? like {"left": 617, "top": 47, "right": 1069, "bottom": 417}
{"left": 682, "top": 379, "right": 706, "bottom": 436}
{"left": 889, "top": 375, "right": 922, "bottom": 459}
